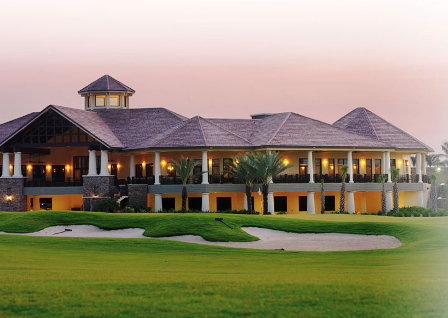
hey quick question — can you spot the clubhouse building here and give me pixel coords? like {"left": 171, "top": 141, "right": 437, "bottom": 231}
{"left": 0, "top": 75, "right": 433, "bottom": 213}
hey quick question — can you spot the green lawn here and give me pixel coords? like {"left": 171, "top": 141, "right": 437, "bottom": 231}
{"left": 0, "top": 211, "right": 447, "bottom": 318}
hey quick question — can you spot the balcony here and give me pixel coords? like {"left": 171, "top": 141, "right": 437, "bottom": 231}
{"left": 272, "top": 173, "right": 427, "bottom": 184}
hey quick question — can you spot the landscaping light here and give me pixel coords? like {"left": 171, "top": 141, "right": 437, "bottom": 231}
{"left": 437, "top": 167, "right": 441, "bottom": 172}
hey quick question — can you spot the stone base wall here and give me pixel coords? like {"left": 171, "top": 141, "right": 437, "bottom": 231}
{"left": 0, "top": 178, "right": 27, "bottom": 212}
{"left": 82, "top": 175, "right": 115, "bottom": 211}
{"left": 82, "top": 197, "right": 111, "bottom": 212}
{"left": 128, "top": 184, "right": 148, "bottom": 209}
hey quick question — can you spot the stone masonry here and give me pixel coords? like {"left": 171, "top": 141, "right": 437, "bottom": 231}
{"left": 0, "top": 178, "right": 27, "bottom": 212}
{"left": 127, "top": 184, "right": 148, "bottom": 209}
{"left": 82, "top": 175, "right": 115, "bottom": 211}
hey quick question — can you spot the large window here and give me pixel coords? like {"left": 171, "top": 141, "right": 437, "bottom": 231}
{"left": 328, "top": 159, "right": 335, "bottom": 179}
{"left": 73, "top": 156, "right": 88, "bottom": 185}
{"left": 110, "top": 95, "right": 120, "bottom": 107}
{"left": 353, "top": 159, "right": 359, "bottom": 175}
{"left": 274, "top": 196, "right": 287, "bottom": 212}
{"left": 298, "top": 196, "right": 307, "bottom": 212}
{"left": 217, "top": 197, "right": 231, "bottom": 211}
{"left": 167, "top": 163, "right": 176, "bottom": 176}
{"left": 193, "top": 159, "right": 202, "bottom": 184}
{"left": 366, "top": 159, "right": 372, "bottom": 177}
{"left": 325, "top": 196, "right": 335, "bottom": 211}
{"left": 135, "top": 164, "right": 143, "bottom": 178}
{"left": 211, "top": 159, "right": 220, "bottom": 182}
{"left": 162, "top": 198, "right": 175, "bottom": 211}
{"left": 390, "top": 159, "right": 396, "bottom": 169}
{"left": 52, "top": 165, "right": 65, "bottom": 183}
{"left": 95, "top": 95, "right": 106, "bottom": 107}
{"left": 146, "top": 163, "right": 154, "bottom": 177}
{"left": 40, "top": 198, "right": 52, "bottom": 210}
{"left": 299, "top": 158, "right": 308, "bottom": 176}
{"left": 338, "top": 159, "right": 347, "bottom": 174}
{"left": 315, "top": 159, "right": 322, "bottom": 176}
{"left": 188, "top": 197, "right": 202, "bottom": 211}
{"left": 375, "top": 159, "right": 381, "bottom": 174}
{"left": 32, "top": 165, "right": 46, "bottom": 182}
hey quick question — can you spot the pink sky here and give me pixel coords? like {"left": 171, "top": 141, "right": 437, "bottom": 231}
{"left": 0, "top": 0, "right": 447, "bottom": 153}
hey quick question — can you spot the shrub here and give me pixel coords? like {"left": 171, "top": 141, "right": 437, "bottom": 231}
{"left": 156, "top": 209, "right": 260, "bottom": 214}
{"left": 277, "top": 211, "right": 287, "bottom": 215}
{"left": 121, "top": 206, "right": 135, "bottom": 213}
{"left": 384, "top": 206, "right": 447, "bottom": 217}
{"left": 93, "top": 198, "right": 119, "bottom": 213}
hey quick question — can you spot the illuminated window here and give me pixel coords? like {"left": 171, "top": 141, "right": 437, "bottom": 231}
{"left": 110, "top": 95, "right": 120, "bottom": 106}
{"left": 96, "top": 95, "right": 106, "bottom": 107}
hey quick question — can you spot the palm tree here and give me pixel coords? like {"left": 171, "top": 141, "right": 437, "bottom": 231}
{"left": 390, "top": 167, "right": 400, "bottom": 214}
{"left": 228, "top": 153, "right": 257, "bottom": 214}
{"left": 377, "top": 174, "right": 387, "bottom": 216}
{"left": 169, "top": 156, "right": 201, "bottom": 213}
{"left": 410, "top": 155, "right": 416, "bottom": 168}
{"left": 428, "top": 173, "right": 439, "bottom": 213}
{"left": 253, "top": 151, "right": 293, "bottom": 215}
{"left": 426, "top": 154, "right": 442, "bottom": 167}
{"left": 320, "top": 179, "right": 325, "bottom": 214}
{"left": 339, "top": 165, "right": 348, "bottom": 213}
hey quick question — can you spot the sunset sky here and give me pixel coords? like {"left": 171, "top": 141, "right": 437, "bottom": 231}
{"left": 0, "top": 0, "right": 447, "bottom": 153}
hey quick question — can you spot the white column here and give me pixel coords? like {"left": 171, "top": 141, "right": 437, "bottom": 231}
{"left": 348, "top": 151, "right": 354, "bottom": 183}
{"left": 154, "top": 151, "right": 161, "bottom": 185}
{"left": 90, "top": 95, "right": 95, "bottom": 109}
{"left": 416, "top": 153, "right": 422, "bottom": 183}
{"left": 84, "top": 96, "right": 89, "bottom": 109}
{"left": 381, "top": 152, "right": 386, "bottom": 174}
{"left": 154, "top": 193, "right": 163, "bottom": 212}
{"left": 119, "top": 95, "right": 124, "bottom": 109}
{"left": 347, "top": 191, "right": 355, "bottom": 214}
{"left": 417, "top": 190, "right": 424, "bottom": 207}
{"left": 422, "top": 154, "right": 427, "bottom": 176}
{"left": 308, "top": 151, "right": 314, "bottom": 183}
{"left": 202, "top": 150, "right": 208, "bottom": 184}
{"left": 386, "top": 151, "right": 391, "bottom": 183}
{"left": 307, "top": 191, "right": 315, "bottom": 214}
{"left": 1, "top": 153, "right": 11, "bottom": 178}
{"left": 268, "top": 192, "right": 274, "bottom": 214}
{"left": 130, "top": 154, "right": 135, "bottom": 179}
{"left": 106, "top": 93, "right": 110, "bottom": 109}
{"left": 88, "top": 150, "right": 97, "bottom": 176}
{"left": 99, "top": 150, "right": 110, "bottom": 176}
{"left": 13, "top": 152, "right": 22, "bottom": 177}
{"left": 202, "top": 193, "right": 209, "bottom": 212}
{"left": 386, "top": 191, "right": 393, "bottom": 211}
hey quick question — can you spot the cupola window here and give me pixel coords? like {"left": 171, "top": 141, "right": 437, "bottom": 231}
{"left": 95, "top": 95, "right": 106, "bottom": 107}
{"left": 110, "top": 95, "right": 120, "bottom": 106}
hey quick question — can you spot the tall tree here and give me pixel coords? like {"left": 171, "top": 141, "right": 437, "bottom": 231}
{"left": 339, "top": 165, "right": 348, "bottom": 214}
{"left": 228, "top": 153, "right": 257, "bottom": 214}
{"left": 426, "top": 154, "right": 442, "bottom": 167}
{"left": 377, "top": 174, "right": 387, "bottom": 216}
{"left": 253, "top": 151, "right": 293, "bottom": 215}
{"left": 390, "top": 167, "right": 400, "bottom": 214}
{"left": 169, "top": 156, "right": 201, "bottom": 213}
{"left": 320, "top": 179, "right": 325, "bottom": 214}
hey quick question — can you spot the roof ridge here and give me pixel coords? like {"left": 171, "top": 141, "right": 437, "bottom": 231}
{"left": 200, "top": 117, "right": 253, "bottom": 145}
{"left": 267, "top": 112, "right": 292, "bottom": 145}
{"left": 196, "top": 117, "right": 208, "bottom": 146}
{"left": 152, "top": 116, "right": 204, "bottom": 147}
{"left": 106, "top": 75, "right": 110, "bottom": 90}
{"left": 364, "top": 108, "right": 433, "bottom": 151}
{"left": 362, "top": 108, "right": 379, "bottom": 140}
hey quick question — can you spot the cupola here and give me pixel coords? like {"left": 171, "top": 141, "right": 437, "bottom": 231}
{"left": 78, "top": 75, "right": 135, "bottom": 110}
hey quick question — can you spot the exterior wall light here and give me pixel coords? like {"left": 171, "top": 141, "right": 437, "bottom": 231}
{"left": 117, "top": 163, "right": 121, "bottom": 169}
{"left": 361, "top": 160, "right": 365, "bottom": 165}
{"left": 6, "top": 195, "right": 13, "bottom": 201}
{"left": 66, "top": 165, "right": 70, "bottom": 172}
{"left": 27, "top": 164, "right": 32, "bottom": 171}
{"left": 323, "top": 160, "right": 328, "bottom": 165}
{"left": 283, "top": 159, "right": 289, "bottom": 165}
{"left": 161, "top": 160, "right": 167, "bottom": 166}
{"left": 46, "top": 165, "right": 51, "bottom": 171}
{"left": 208, "top": 159, "right": 212, "bottom": 165}
{"left": 142, "top": 161, "right": 146, "bottom": 168}
{"left": 9, "top": 165, "right": 12, "bottom": 172}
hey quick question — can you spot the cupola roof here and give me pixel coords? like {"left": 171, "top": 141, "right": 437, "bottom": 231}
{"left": 78, "top": 75, "right": 135, "bottom": 94}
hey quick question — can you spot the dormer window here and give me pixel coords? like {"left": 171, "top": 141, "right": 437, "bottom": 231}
{"left": 95, "top": 95, "right": 106, "bottom": 107}
{"left": 110, "top": 95, "right": 120, "bottom": 107}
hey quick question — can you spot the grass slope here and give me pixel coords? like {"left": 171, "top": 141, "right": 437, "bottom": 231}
{"left": 0, "top": 212, "right": 447, "bottom": 318}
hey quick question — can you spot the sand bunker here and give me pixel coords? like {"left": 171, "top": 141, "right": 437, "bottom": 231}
{"left": 0, "top": 225, "right": 402, "bottom": 251}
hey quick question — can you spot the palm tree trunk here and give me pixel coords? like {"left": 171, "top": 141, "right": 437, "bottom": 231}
{"left": 182, "top": 186, "right": 187, "bottom": 213}
{"left": 339, "top": 181, "right": 345, "bottom": 213}
{"left": 245, "top": 185, "right": 252, "bottom": 214}
{"left": 321, "top": 185, "right": 325, "bottom": 214}
{"left": 381, "top": 183, "right": 386, "bottom": 216}
{"left": 262, "top": 184, "right": 269, "bottom": 215}
{"left": 393, "top": 182, "right": 399, "bottom": 214}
